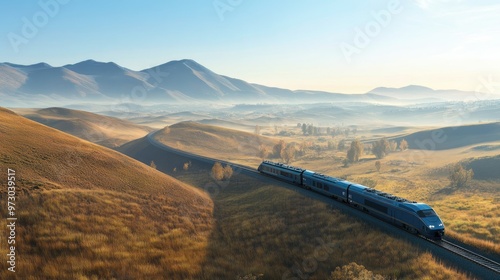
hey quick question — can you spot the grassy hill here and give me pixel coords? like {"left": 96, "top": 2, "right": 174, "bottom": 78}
{"left": 20, "top": 107, "right": 153, "bottom": 148}
{"left": 394, "top": 122, "right": 500, "bottom": 150}
{"left": 0, "top": 107, "right": 213, "bottom": 279}
{"left": 139, "top": 119, "right": 500, "bottom": 255}
{"left": 118, "top": 128, "right": 469, "bottom": 279}
{"left": 152, "top": 121, "right": 278, "bottom": 167}
{"left": 463, "top": 155, "right": 500, "bottom": 180}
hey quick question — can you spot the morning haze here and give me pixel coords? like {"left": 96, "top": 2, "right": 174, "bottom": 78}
{"left": 0, "top": 1, "right": 499, "bottom": 279}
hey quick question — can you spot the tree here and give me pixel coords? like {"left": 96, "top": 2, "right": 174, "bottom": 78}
{"left": 183, "top": 161, "right": 190, "bottom": 171}
{"left": 330, "top": 262, "right": 384, "bottom": 280}
{"left": 297, "top": 141, "right": 308, "bottom": 156}
{"left": 211, "top": 162, "right": 224, "bottom": 181}
{"left": 399, "top": 139, "right": 409, "bottom": 151}
{"left": 338, "top": 139, "right": 346, "bottom": 151}
{"left": 150, "top": 160, "right": 157, "bottom": 169}
{"left": 449, "top": 163, "right": 474, "bottom": 189}
{"left": 223, "top": 164, "right": 233, "bottom": 180}
{"left": 375, "top": 160, "right": 381, "bottom": 172}
{"left": 307, "top": 124, "right": 314, "bottom": 136}
{"left": 302, "top": 123, "right": 307, "bottom": 135}
{"left": 347, "top": 139, "right": 364, "bottom": 163}
{"left": 280, "top": 144, "right": 296, "bottom": 164}
{"left": 258, "top": 144, "right": 270, "bottom": 160}
{"left": 389, "top": 140, "right": 398, "bottom": 152}
{"left": 343, "top": 158, "right": 350, "bottom": 167}
{"left": 273, "top": 140, "right": 286, "bottom": 158}
{"left": 372, "top": 138, "right": 390, "bottom": 159}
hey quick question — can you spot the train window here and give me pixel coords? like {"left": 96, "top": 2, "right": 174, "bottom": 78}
{"left": 324, "top": 185, "right": 329, "bottom": 191}
{"left": 417, "top": 209, "right": 437, "bottom": 217}
{"left": 313, "top": 181, "right": 316, "bottom": 187}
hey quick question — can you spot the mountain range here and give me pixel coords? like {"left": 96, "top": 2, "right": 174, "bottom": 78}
{"left": 0, "top": 59, "right": 493, "bottom": 106}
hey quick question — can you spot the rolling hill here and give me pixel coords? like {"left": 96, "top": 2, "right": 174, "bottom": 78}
{"left": 0, "top": 107, "right": 213, "bottom": 279}
{"left": 150, "top": 121, "right": 279, "bottom": 167}
{"left": 394, "top": 122, "right": 500, "bottom": 150}
{"left": 21, "top": 107, "right": 153, "bottom": 148}
{"left": 463, "top": 155, "right": 500, "bottom": 180}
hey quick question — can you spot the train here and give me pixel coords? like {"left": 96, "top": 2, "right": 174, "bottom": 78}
{"left": 258, "top": 160, "right": 445, "bottom": 240}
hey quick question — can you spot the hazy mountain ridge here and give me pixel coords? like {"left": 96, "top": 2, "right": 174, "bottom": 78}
{"left": 0, "top": 59, "right": 496, "bottom": 106}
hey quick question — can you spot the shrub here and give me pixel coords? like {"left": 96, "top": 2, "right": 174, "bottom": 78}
{"left": 449, "top": 163, "right": 474, "bottom": 189}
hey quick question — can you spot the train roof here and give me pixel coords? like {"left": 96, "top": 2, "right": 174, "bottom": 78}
{"left": 304, "top": 171, "right": 349, "bottom": 184}
{"left": 261, "top": 160, "right": 305, "bottom": 172}
{"left": 362, "top": 188, "right": 418, "bottom": 204}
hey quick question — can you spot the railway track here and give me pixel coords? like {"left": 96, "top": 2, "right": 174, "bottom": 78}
{"left": 430, "top": 239, "right": 500, "bottom": 275}
{"left": 146, "top": 130, "right": 500, "bottom": 277}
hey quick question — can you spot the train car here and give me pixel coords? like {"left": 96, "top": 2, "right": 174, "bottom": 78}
{"left": 257, "top": 160, "right": 304, "bottom": 184}
{"left": 258, "top": 161, "right": 445, "bottom": 240}
{"left": 301, "top": 171, "right": 351, "bottom": 201}
{"left": 348, "top": 187, "right": 445, "bottom": 239}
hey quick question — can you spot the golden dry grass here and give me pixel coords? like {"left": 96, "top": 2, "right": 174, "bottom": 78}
{"left": 155, "top": 121, "right": 499, "bottom": 259}
{"left": 173, "top": 171, "right": 469, "bottom": 279}
{"left": 153, "top": 121, "right": 278, "bottom": 166}
{"left": 16, "top": 107, "right": 153, "bottom": 148}
{"left": 0, "top": 107, "right": 213, "bottom": 279}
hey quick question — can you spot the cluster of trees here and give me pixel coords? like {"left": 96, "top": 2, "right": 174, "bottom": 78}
{"left": 259, "top": 140, "right": 297, "bottom": 164}
{"left": 211, "top": 162, "right": 234, "bottom": 181}
{"left": 297, "top": 123, "right": 357, "bottom": 137}
{"left": 346, "top": 139, "right": 363, "bottom": 163}
{"left": 372, "top": 138, "right": 408, "bottom": 159}
{"left": 448, "top": 163, "right": 474, "bottom": 189}
{"left": 342, "top": 138, "right": 409, "bottom": 166}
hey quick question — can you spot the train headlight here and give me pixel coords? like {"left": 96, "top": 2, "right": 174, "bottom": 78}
{"left": 438, "top": 223, "right": 443, "bottom": 227}
{"left": 429, "top": 225, "right": 435, "bottom": 229}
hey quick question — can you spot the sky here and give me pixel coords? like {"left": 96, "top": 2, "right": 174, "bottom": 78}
{"left": 1, "top": 0, "right": 499, "bottom": 94}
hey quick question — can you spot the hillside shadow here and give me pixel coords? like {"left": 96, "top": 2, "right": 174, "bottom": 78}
{"left": 433, "top": 186, "right": 457, "bottom": 195}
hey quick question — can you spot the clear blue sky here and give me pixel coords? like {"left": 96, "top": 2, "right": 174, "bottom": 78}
{"left": 1, "top": 0, "right": 499, "bottom": 93}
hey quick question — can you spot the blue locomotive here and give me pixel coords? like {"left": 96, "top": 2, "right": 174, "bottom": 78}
{"left": 258, "top": 160, "right": 445, "bottom": 240}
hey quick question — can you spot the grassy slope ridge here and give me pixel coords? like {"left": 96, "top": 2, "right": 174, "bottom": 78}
{"left": 119, "top": 127, "right": 469, "bottom": 279}
{"left": 150, "top": 120, "right": 500, "bottom": 257}
{"left": 153, "top": 121, "right": 278, "bottom": 167}
{"left": 22, "top": 107, "right": 153, "bottom": 148}
{"left": 0, "top": 107, "right": 213, "bottom": 279}
{"left": 395, "top": 122, "right": 500, "bottom": 150}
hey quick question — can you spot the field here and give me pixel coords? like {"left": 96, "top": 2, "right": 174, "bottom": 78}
{"left": 154, "top": 121, "right": 500, "bottom": 256}
{"left": 169, "top": 169, "right": 469, "bottom": 279}
{"left": 0, "top": 108, "right": 213, "bottom": 279}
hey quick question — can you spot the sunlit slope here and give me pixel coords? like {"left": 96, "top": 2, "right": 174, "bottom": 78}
{"left": 152, "top": 121, "right": 278, "bottom": 167}
{"left": 0, "top": 107, "right": 213, "bottom": 279}
{"left": 395, "top": 122, "right": 500, "bottom": 150}
{"left": 22, "top": 107, "right": 153, "bottom": 147}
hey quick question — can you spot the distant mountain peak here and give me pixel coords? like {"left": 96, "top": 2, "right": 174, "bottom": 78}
{"left": 369, "top": 85, "right": 434, "bottom": 94}
{"left": 3, "top": 62, "right": 52, "bottom": 72}
{"left": 400, "top": 85, "right": 434, "bottom": 91}
{"left": 64, "top": 59, "right": 124, "bottom": 76}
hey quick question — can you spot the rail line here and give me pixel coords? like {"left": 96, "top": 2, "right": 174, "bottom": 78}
{"left": 430, "top": 239, "right": 500, "bottom": 274}
{"left": 146, "top": 130, "right": 500, "bottom": 277}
